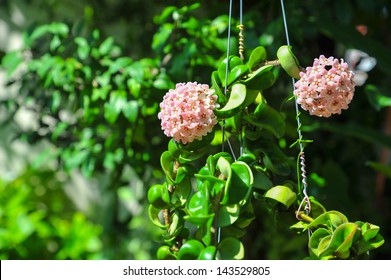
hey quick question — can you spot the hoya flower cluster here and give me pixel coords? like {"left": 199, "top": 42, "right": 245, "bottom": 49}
{"left": 158, "top": 82, "right": 218, "bottom": 144}
{"left": 294, "top": 55, "right": 355, "bottom": 117}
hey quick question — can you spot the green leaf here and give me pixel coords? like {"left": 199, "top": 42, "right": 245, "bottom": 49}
{"left": 252, "top": 169, "right": 273, "bottom": 191}
{"left": 227, "top": 65, "right": 249, "bottom": 86}
{"left": 171, "top": 177, "right": 191, "bottom": 207}
{"left": 195, "top": 174, "right": 225, "bottom": 196}
{"left": 221, "top": 161, "right": 253, "bottom": 205}
{"left": 157, "top": 246, "right": 177, "bottom": 260}
{"left": 216, "top": 156, "right": 232, "bottom": 179}
{"left": 365, "top": 84, "right": 391, "bottom": 111}
{"left": 243, "top": 101, "right": 285, "bottom": 138}
{"left": 332, "top": 223, "right": 358, "bottom": 258}
{"left": 308, "top": 210, "right": 349, "bottom": 229}
{"left": 356, "top": 233, "right": 385, "bottom": 255}
{"left": 75, "top": 37, "right": 90, "bottom": 60}
{"left": 48, "top": 22, "right": 69, "bottom": 36}
{"left": 242, "top": 89, "right": 260, "bottom": 107}
{"left": 216, "top": 204, "right": 240, "bottom": 227}
{"left": 244, "top": 68, "right": 276, "bottom": 91}
{"left": 50, "top": 35, "right": 62, "bottom": 51}
{"left": 198, "top": 246, "right": 217, "bottom": 260}
{"left": 257, "top": 139, "right": 292, "bottom": 176}
{"left": 246, "top": 46, "right": 267, "bottom": 69}
{"left": 160, "top": 151, "right": 175, "bottom": 183}
{"left": 217, "top": 56, "right": 243, "bottom": 86}
{"left": 187, "top": 189, "right": 210, "bottom": 217}
{"left": 276, "top": 45, "right": 301, "bottom": 79}
{"left": 309, "top": 228, "right": 331, "bottom": 257}
{"left": 366, "top": 161, "right": 391, "bottom": 179}
{"left": 264, "top": 185, "right": 297, "bottom": 208}
{"left": 99, "top": 37, "right": 114, "bottom": 56}
{"left": 148, "top": 205, "right": 167, "bottom": 229}
{"left": 2, "top": 51, "right": 23, "bottom": 78}
{"left": 359, "top": 222, "right": 381, "bottom": 242}
{"left": 104, "top": 90, "right": 128, "bottom": 124}
{"left": 178, "top": 239, "right": 205, "bottom": 260}
{"left": 123, "top": 100, "right": 139, "bottom": 123}
{"left": 211, "top": 71, "right": 226, "bottom": 104}
{"left": 215, "top": 83, "right": 246, "bottom": 118}
{"left": 216, "top": 237, "right": 244, "bottom": 260}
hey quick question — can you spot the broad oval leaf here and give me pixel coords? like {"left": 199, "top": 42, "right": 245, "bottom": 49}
{"left": 148, "top": 205, "right": 167, "bottom": 229}
{"left": 215, "top": 83, "right": 246, "bottom": 118}
{"left": 221, "top": 161, "right": 253, "bottom": 205}
{"left": 198, "top": 246, "right": 217, "bottom": 260}
{"left": 277, "top": 45, "right": 301, "bottom": 79}
{"left": 246, "top": 46, "right": 267, "bottom": 69}
{"left": 216, "top": 204, "right": 240, "bottom": 227}
{"left": 308, "top": 210, "right": 349, "bottom": 229}
{"left": 178, "top": 239, "right": 205, "bottom": 260}
{"left": 264, "top": 185, "right": 297, "bottom": 208}
{"left": 216, "top": 237, "right": 244, "bottom": 260}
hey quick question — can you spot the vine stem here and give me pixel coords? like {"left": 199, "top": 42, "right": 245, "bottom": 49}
{"left": 279, "top": 0, "right": 311, "bottom": 218}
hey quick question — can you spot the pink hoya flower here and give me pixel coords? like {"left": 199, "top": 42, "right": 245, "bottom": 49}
{"left": 158, "top": 82, "right": 218, "bottom": 144}
{"left": 294, "top": 55, "right": 355, "bottom": 117}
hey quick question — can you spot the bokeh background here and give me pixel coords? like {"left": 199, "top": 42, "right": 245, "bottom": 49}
{"left": 0, "top": 0, "right": 390, "bottom": 259}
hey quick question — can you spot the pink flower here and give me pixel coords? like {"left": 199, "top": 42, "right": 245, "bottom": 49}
{"left": 158, "top": 82, "right": 218, "bottom": 144}
{"left": 294, "top": 55, "right": 355, "bottom": 117}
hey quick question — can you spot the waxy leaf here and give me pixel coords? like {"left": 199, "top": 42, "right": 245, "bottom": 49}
{"left": 217, "top": 55, "right": 243, "bottom": 86}
{"left": 160, "top": 151, "right": 175, "bottom": 184}
{"left": 216, "top": 204, "right": 240, "bottom": 227}
{"left": 243, "top": 101, "right": 285, "bottom": 138}
{"left": 227, "top": 65, "right": 249, "bottom": 86}
{"left": 157, "top": 246, "right": 177, "bottom": 260}
{"left": 243, "top": 65, "right": 275, "bottom": 90}
{"left": 215, "top": 83, "right": 246, "bottom": 118}
{"left": 308, "top": 210, "right": 349, "bottom": 229}
{"left": 198, "top": 246, "right": 217, "bottom": 260}
{"left": 148, "top": 205, "right": 167, "bottom": 229}
{"left": 221, "top": 161, "right": 253, "bottom": 205}
{"left": 246, "top": 46, "right": 267, "bottom": 69}
{"left": 211, "top": 71, "right": 226, "bottom": 104}
{"left": 265, "top": 185, "right": 297, "bottom": 208}
{"left": 216, "top": 237, "right": 244, "bottom": 260}
{"left": 187, "top": 190, "right": 210, "bottom": 217}
{"left": 178, "top": 239, "right": 205, "bottom": 260}
{"left": 277, "top": 45, "right": 301, "bottom": 79}
{"left": 309, "top": 228, "right": 330, "bottom": 257}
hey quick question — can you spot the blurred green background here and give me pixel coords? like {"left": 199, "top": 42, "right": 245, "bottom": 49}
{"left": 0, "top": 0, "right": 390, "bottom": 259}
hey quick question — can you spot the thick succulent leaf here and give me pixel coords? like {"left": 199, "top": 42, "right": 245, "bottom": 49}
{"left": 217, "top": 55, "right": 244, "bottom": 86}
{"left": 148, "top": 205, "right": 167, "bottom": 229}
{"left": 221, "top": 161, "right": 253, "bottom": 205}
{"left": 264, "top": 185, "right": 297, "bottom": 208}
{"left": 308, "top": 210, "right": 349, "bottom": 230}
{"left": 276, "top": 45, "right": 301, "bottom": 79}
{"left": 246, "top": 46, "right": 267, "bottom": 69}
{"left": 187, "top": 189, "right": 210, "bottom": 217}
{"left": 215, "top": 83, "right": 246, "bottom": 118}
{"left": 160, "top": 151, "right": 175, "bottom": 184}
{"left": 309, "top": 228, "right": 331, "bottom": 257}
{"left": 198, "top": 246, "right": 217, "bottom": 260}
{"left": 216, "top": 237, "right": 245, "bottom": 260}
{"left": 243, "top": 101, "right": 285, "bottom": 138}
{"left": 216, "top": 204, "right": 240, "bottom": 227}
{"left": 243, "top": 65, "right": 276, "bottom": 90}
{"left": 178, "top": 239, "right": 205, "bottom": 260}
